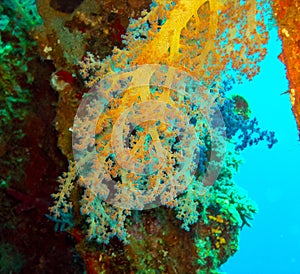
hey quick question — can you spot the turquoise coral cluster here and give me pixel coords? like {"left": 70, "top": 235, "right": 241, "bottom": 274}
{"left": 0, "top": 0, "right": 42, "bottom": 186}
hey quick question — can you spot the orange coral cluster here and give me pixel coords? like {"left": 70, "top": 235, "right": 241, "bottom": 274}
{"left": 272, "top": 0, "right": 300, "bottom": 137}
{"left": 52, "top": 0, "right": 270, "bottom": 246}
{"left": 76, "top": 0, "right": 270, "bottom": 221}
{"left": 47, "top": 0, "right": 272, "bottom": 272}
{"left": 83, "top": 0, "right": 269, "bottom": 87}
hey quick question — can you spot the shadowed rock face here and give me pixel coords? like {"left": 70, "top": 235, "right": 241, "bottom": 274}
{"left": 50, "top": 0, "right": 84, "bottom": 14}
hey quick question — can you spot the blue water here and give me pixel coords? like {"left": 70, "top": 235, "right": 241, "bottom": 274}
{"left": 223, "top": 29, "right": 300, "bottom": 274}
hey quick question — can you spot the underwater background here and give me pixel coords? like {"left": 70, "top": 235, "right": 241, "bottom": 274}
{"left": 223, "top": 29, "right": 300, "bottom": 274}
{"left": 0, "top": 0, "right": 299, "bottom": 273}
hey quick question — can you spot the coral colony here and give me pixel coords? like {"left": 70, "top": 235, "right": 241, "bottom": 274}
{"left": 46, "top": 0, "right": 277, "bottom": 272}
{"left": 5, "top": 0, "right": 299, "bottom": 272}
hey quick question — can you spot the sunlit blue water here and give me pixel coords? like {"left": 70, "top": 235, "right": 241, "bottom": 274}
{"left": 223, "top": 29, "right": 300, "bottom": 274}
